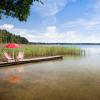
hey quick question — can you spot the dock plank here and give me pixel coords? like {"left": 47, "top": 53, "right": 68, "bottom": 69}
{"left": 0, "top": 55, "right": 63, "bottom": 67}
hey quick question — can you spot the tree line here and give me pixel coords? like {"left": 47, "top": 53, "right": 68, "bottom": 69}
{"left": 0, "top": 30, "right": 29, "bottom": 44}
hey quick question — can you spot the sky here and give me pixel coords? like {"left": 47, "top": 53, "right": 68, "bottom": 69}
{"left": 0, "top": 0, "right": 100, "bottom": 43}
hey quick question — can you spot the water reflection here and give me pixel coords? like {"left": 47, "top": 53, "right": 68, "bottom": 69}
{"left": 7, "top": 76, "right": 21, "bottom": 84}
{"left": 0, "top": 67, "right": 25, "bottom": 75}
{"left": 0, "top": 67, "right": 25, "bottom": 84}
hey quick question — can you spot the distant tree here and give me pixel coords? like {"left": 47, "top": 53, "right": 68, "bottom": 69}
{"left": 0, "top": 30, "right": 29, "bottom": 44}
{"left": 0, "top": 0, "right": 42, "bottom": 21}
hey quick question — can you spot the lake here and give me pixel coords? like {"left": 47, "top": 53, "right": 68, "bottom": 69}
{"left": 0, "top": 45, "right": 100, "bottom": 100}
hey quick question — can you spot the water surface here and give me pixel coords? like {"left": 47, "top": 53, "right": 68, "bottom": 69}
{"left": 0, "top": 45, "right": 100, "bottom": 100}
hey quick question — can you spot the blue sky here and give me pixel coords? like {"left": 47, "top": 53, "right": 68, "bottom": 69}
{"left": 0, "top": 0, "right": 100, "bottom": 43}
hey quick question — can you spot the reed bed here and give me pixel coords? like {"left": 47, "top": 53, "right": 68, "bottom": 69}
{"left": 0, "top": 44, "right": 84, "bottom": 61}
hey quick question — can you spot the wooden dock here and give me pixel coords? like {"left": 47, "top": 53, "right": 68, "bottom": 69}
{"left": 0, "top": 55, "right": 63, "bottom": 67}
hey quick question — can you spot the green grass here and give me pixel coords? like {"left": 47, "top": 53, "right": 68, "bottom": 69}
{"left": 0, "top": 44, "right": 84, "bottom": 61}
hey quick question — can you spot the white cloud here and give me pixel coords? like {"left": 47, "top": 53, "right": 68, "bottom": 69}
{"left": 1, "top": 24, "right": 100, "bottom": 43}
{"left": 62, "top": 18, "right": 100, "bottom": 30}
{"left": 33, "top": 0, "right": 77, "bottom": 17}
{"left": 19, "top": 28, "right": 100, "bottom": 43}
{"left": 47, "top": 26, "right": 57, "bottom": 33}
{"left": 0, "top": 24, "right": 14, "bottom": 30}
{"left": 28, "top": 27, "right": 79, "bottom": 43}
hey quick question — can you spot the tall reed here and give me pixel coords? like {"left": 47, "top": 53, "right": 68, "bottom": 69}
{"left": 0, "top": 44, "right": 84, "bottom": 61}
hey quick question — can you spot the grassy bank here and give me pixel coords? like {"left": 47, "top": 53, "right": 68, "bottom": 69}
{"left": 0, "top": 44, "right": 84, "bottom": 61}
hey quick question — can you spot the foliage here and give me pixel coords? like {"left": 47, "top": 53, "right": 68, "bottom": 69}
{"left": 0, "top": 0, "right": 42, "bottom": 21}
{"left": 0, "top": 44, "right": 84, "bottom": 61}
{"left": 0, "top": 30, "right": 29, "bottom": 44}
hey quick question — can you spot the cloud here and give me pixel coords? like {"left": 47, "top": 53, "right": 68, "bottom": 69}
{"left": 23, "top": 29, "right": 99, "bottom": 43}
{"left": 1, "top": 24, "right": 100, "bottom": 43}
{"left": 62, "top": 18, "right": 100, "bottom": 30}
{"left": 33, "top": 0, "right": 77, "bottom": 17}
{"left": 18, "top": 27, "right": 100, "bottom": 43}
{"left": 28, "top": 26, "right": 80, "bottom": 43}
{"left": 88, "top": 0, "right": 100, "bottom": 20}
{"left": 0, "top": 24, "right": 38, "bottom": 41}
{"left": 60, "top": 0, "right": 100, "bottom": 31}
{"left": 0, "top": 24, "right": 14, "bottom": 29}
{"left": 92, "top": 0, "right": 100, "bottom": 10}
{"left": 47, "top": 26, "right": 57, "bottom": 33}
